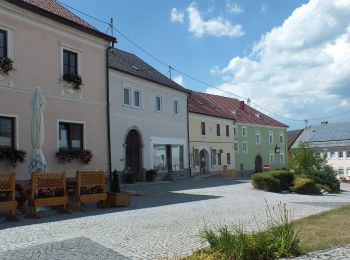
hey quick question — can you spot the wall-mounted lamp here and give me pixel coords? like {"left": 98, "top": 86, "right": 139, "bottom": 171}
{"left": 275, "top": 144, "right": 280, "bottom": 154}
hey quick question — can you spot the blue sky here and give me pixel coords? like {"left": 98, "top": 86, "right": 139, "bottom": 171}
{"left": 60, "top": 0, "right": 350, "bottom": 130}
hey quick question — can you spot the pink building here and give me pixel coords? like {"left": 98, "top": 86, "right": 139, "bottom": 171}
{"left": 0, "top": 0, "right": 115, "bottom": 180}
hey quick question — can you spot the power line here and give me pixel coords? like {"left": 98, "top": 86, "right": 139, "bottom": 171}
{"left": 58, "top": 1, "right": 350, "bottom": 123}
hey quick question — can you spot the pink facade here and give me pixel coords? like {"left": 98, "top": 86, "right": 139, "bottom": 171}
{"left": 0, "top": 1, "right": 111, "bottom": 180}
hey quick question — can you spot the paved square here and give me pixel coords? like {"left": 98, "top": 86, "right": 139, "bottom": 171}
{"left": 0, "top": 178, "right": 349, "bottom": 259}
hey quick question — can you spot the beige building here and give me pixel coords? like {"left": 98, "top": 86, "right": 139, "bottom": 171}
{"left": 188, "top": 112, "right": 236, "bottom": 176}
{"left": 0, "top": 0, "right": 114, "bottom": 180}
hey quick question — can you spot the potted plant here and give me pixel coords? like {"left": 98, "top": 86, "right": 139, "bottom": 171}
{"left": 107, "top": 170, "right": 131, "bottom": 207}
{"left": 55, "top": 149, "right": 93, "bottom": 164}
{"left": 0, "top": 147, "right": 26, "bottom": 167}
{"left": 145, "top": 169, "right": 157, "bottom": 182}
{"left": 62, "top": 73, "right": 82, "bottom": 90}
{"left": 0, "top": 58, "right": 15, "bottom": 75}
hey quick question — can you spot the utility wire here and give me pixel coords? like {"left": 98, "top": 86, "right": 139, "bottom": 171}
{"left": 58, "top": 1, "right": 350, "bottom": 123}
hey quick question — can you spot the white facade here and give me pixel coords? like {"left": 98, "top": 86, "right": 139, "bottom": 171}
{"left": 109, "top": 69, "right": 189, "bottom": 179}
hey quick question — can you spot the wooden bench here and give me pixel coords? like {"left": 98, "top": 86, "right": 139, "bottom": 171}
{"left": 27, "top": 172, "right": 69, "bottom": 218}
{"left": 76, "top": 171, "right": 107, "bottom": 211}
{"left": 0, "top": 173, "right": 18, "bottom": 221}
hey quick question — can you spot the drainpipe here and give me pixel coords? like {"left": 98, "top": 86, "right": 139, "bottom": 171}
{"left": 187, "top": 95, "right": 192, "bottom": 177}
{"left": 106, "top": 46, "right": 112, "bottom": 188}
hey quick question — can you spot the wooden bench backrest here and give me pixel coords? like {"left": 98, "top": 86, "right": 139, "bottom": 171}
{"left": 31, "top": 172, "right": 66, "bottom": 198}
{"left": 0, "top": 173, "right": 16, "bottom": 201}
{"left": 76, "top": 171, "right": 105, "bottom": 190}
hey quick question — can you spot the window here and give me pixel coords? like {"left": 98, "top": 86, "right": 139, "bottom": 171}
{"left": 218, "top": 152, "right": 222, "bottom": 165}
{"left": 0, "top": 116, "right": 15, "bottom": 149}
{"left": 134, "top": 90, "right": 141, "bottom": 108}
{"left": 155, "top": 96, "right": 162, "bottom": 112}
{"left": 59, "top": 122, "right": 83, "bottom": 150}
{"left": 242, "top": 142, "right": 248, "bottom": 153}
{"left": 280, "top": 133, "right": 284, "bottom": 144}
{"left": 226, "top": 125, "right": 229, "bottom": 137}
{"left": 227, "top": 153, "right": 231, "bottom": 164}
{"left": 212, "top": 149, "right": 217, "bottom": 165}
{"left": 194, "top": 149, "right": 199, "bottom": 166}
{"left": 153, "top": 144, "right": 184, "bottom": 171}
{"left": 234, "top": 142, "right": 239, "bottom": 152}
{"left": 280, "top": 152, "right": 285, "bottom": 163}
{"left": 347, "top": 151, "right": 350, "bottom": 159}
{"left": 242, "top": 127, "right": 247, "bottom": 137}
{"left": 174, "top": 99, "right": 179, "bottom": 114}
{"left": 256, "top": 131, "right": 261, "bottom": 145}
{"left": 216, "top": 124, "right": 221, "bottom": 136}
{"left": 0, "top": 29, "right": 7, "bottom": 58}
{"left": 269, "top": 131, "right": 273, "bottom": 144}
{"left": 339, "top": 168, "right": 344, "bottom": 176}
{"left": 123, "top": 87, "right": 130, "bottom": 106}
{"left": 63, "top": 49, "right": 78, "bottom": 76}
{"left": 270, "top": 153, "right": 274, "bottom": 164}
{"left": 339, "top": 151, "right": 344, "bottom": 159}
{"left": 330, "top": 151, "right": 336, "bottom": 159}
{"left": 233, "top": 127, "right": 237, "bottom": 136}
{"left": 201, "top": 122, "right": 206, "bottom": 135}
{"left": 347, "top": 168, "right": 350, "bottom": 177}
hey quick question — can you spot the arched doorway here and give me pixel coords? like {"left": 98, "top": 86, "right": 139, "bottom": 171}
{"left": 254, "top": 154, "right": 263, "bottom": 173}
{"left": 199, "top": 149, "right": 209, "bottom": 174}
{"left": 125, "top": 129, "right": 142, "bottom": 177}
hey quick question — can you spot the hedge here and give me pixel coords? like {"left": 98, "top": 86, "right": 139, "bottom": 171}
{"left": 252, "top": 170, "right": 293, "bottom": 193}
{"left": 290, "top": 176, "right": 320, "bottom": 195}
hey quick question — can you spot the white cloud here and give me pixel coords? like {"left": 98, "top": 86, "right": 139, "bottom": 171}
{"left": 260, "top": 4, "right": 268, "bottom": 14}
{"left": 187, "top": 2, "right": 244, "bottom": 38}
{"left": 170, "top": 7, "right": 184, "bottom": 23}
{"left": 173, "top": 75, "right": 184, "bottom": 86}
{"left": 208, "top": 0, "right": 350, "bottom": 127}
{"left": 226, "top": 1, "right": 243, "bottom": 14}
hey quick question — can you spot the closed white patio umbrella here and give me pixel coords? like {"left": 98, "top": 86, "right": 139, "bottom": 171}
{"left": 29, "top": 87, "right": 47, "bottom": 173}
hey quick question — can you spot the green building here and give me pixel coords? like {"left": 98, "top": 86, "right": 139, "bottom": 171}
{"left": 188, "top": 92, "right": 288, "bottom": 175}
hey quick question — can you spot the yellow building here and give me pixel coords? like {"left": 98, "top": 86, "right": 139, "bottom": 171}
{"left": 188, "top": 112, "right": 236, "bottom": 176}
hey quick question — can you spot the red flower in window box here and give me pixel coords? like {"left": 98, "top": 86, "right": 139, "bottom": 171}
{"left": 0, "top": 58, "right": 14, "bottom": 75}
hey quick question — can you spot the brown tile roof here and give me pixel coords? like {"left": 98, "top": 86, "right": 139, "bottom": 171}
{"left": 287, "top": 129, "right": 304, "bottom": 150}
{"left": 188, "top": 91, "right": 288, "bottom": 128}
{"left": 5, "top": 0, "right": 115, "bottom": 42}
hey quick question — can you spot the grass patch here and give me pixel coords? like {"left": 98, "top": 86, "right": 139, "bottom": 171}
{"left": 294, "top": 204, "right": 350, "bottom": 253}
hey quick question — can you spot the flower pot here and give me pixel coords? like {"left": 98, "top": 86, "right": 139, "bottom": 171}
{"left": 107, "top": 192, "right": 130, "bottom": 207}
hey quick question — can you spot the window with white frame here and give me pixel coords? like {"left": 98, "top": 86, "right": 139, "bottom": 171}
{"left": 217, "top": 152, "right": 222, "bottom": 165}
{"left": 123, "top": 87, "right": 131, "bottom": 106}
{"left": 0, "top": 29, "right": 7, "bottom": 59}
{"left": 174, "top": 99, "right": 179, "bottom": 114}
{"left": 347, "top": 168, "right": 350, "bottom": 177}
{"left": 59, "top": 122, "right": 84, "bottom": 150}
{"left": 330, "top": 151, "right": 336, "bottom": 159}
{"left": 339, "top": 168, "right": 344, "bottom": 176}
{"left": 155, "top": 96, "right": 162, "bottom": 112}
{"left": 242, "top": 142, "right": 248, "bottom": 153}
{"left": 227, "top": 153, "right": 231, "bottom": 164}
{"left": 133, "top": 89, "right": 141, "bottom": 108}
{"left": 347, "top": 151, "right": 350, "bottom": 159}
{"left": 0, "top": 116, "right": 15, "bottom": 149}
{"left": 280, "top": 152, "right": 285, "bottom": 163}
{"left": 234, "top": 142, "right": 239, "bottom": 152}
{"left": 233, "top": 127, "right": 237, "bottom": 136}
{"left": 269, "top": 131, "right": 273, "bottom": 144}
{"left": 270, "top": 153, "right": 274, "bottom": 164}
{"left": 242, "top": 126, "right": 247, "bottom": 137}
{"left": 212, "top": 149, "right": 217, "bottom": 165}
{"left": 279, "top": 133, "right": 284, "bottom": 144}
{"left": 63, "top": 49, "right": 78, "bottom": 77}
{"left": 256, "top": 131, "right": 261, "bottom": 145}
{"left": 339, "top": 151, "right": 344, "bottom": 159}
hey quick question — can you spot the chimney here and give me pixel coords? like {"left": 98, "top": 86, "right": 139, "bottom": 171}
{"left": 321, "top": 121, "right": 328, "bottom": 125}
{"left": 239, "top": 100, "right": 245, "bottom": 111}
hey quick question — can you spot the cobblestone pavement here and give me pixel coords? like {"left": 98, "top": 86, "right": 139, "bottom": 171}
{"left": 284, "top": 245, "right": 350, "bottom": 260}
{"left": 0, "top": 178, "right": 349, "bottom": 259}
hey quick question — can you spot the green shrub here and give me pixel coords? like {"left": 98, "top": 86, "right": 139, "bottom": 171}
{"left": 303, "top": 165, "right": 340, "bottom": 193}
{"left": 252, "top": 173, "right": 282, "bottom": 192}
{"left": 290, "top": 177, "right": 320, "bottom": 195}
{"left": 315, "top": 183, "right": 332, "bottom": 193}
{"left": 271, "top": 170, "right": 294, "bottom": 190}
{"left": 145, "top": 169, "right": 157, "bottom": 182}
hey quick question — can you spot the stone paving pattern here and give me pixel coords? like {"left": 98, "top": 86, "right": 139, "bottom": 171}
{"left": 285, "top": 245, "right": 350, "bottom": 260}
{"left": 0, "top": 178, "right": 349, "bottom": 259}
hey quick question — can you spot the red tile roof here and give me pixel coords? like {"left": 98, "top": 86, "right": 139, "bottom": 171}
{"left": 6, "top": 0, "right": 115, "bottom": 41}
{"left": 188, "top": 91, "right": 288, "bottom": 128}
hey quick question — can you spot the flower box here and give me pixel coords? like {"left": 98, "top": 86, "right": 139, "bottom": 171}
{"left": 107, "top": 192, "right": 130, "bottom": 207}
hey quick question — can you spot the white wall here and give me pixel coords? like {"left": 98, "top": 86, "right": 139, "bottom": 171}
{"left": 109, "top": 69, "right": 189, "bottom": 172}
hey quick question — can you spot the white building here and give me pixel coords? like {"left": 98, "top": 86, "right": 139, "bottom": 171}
{"left": 108, "top": 48, "right": 189, "bottom": 181}
{"left": 291, "top": 122, "right": 350, "bottom": 179}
